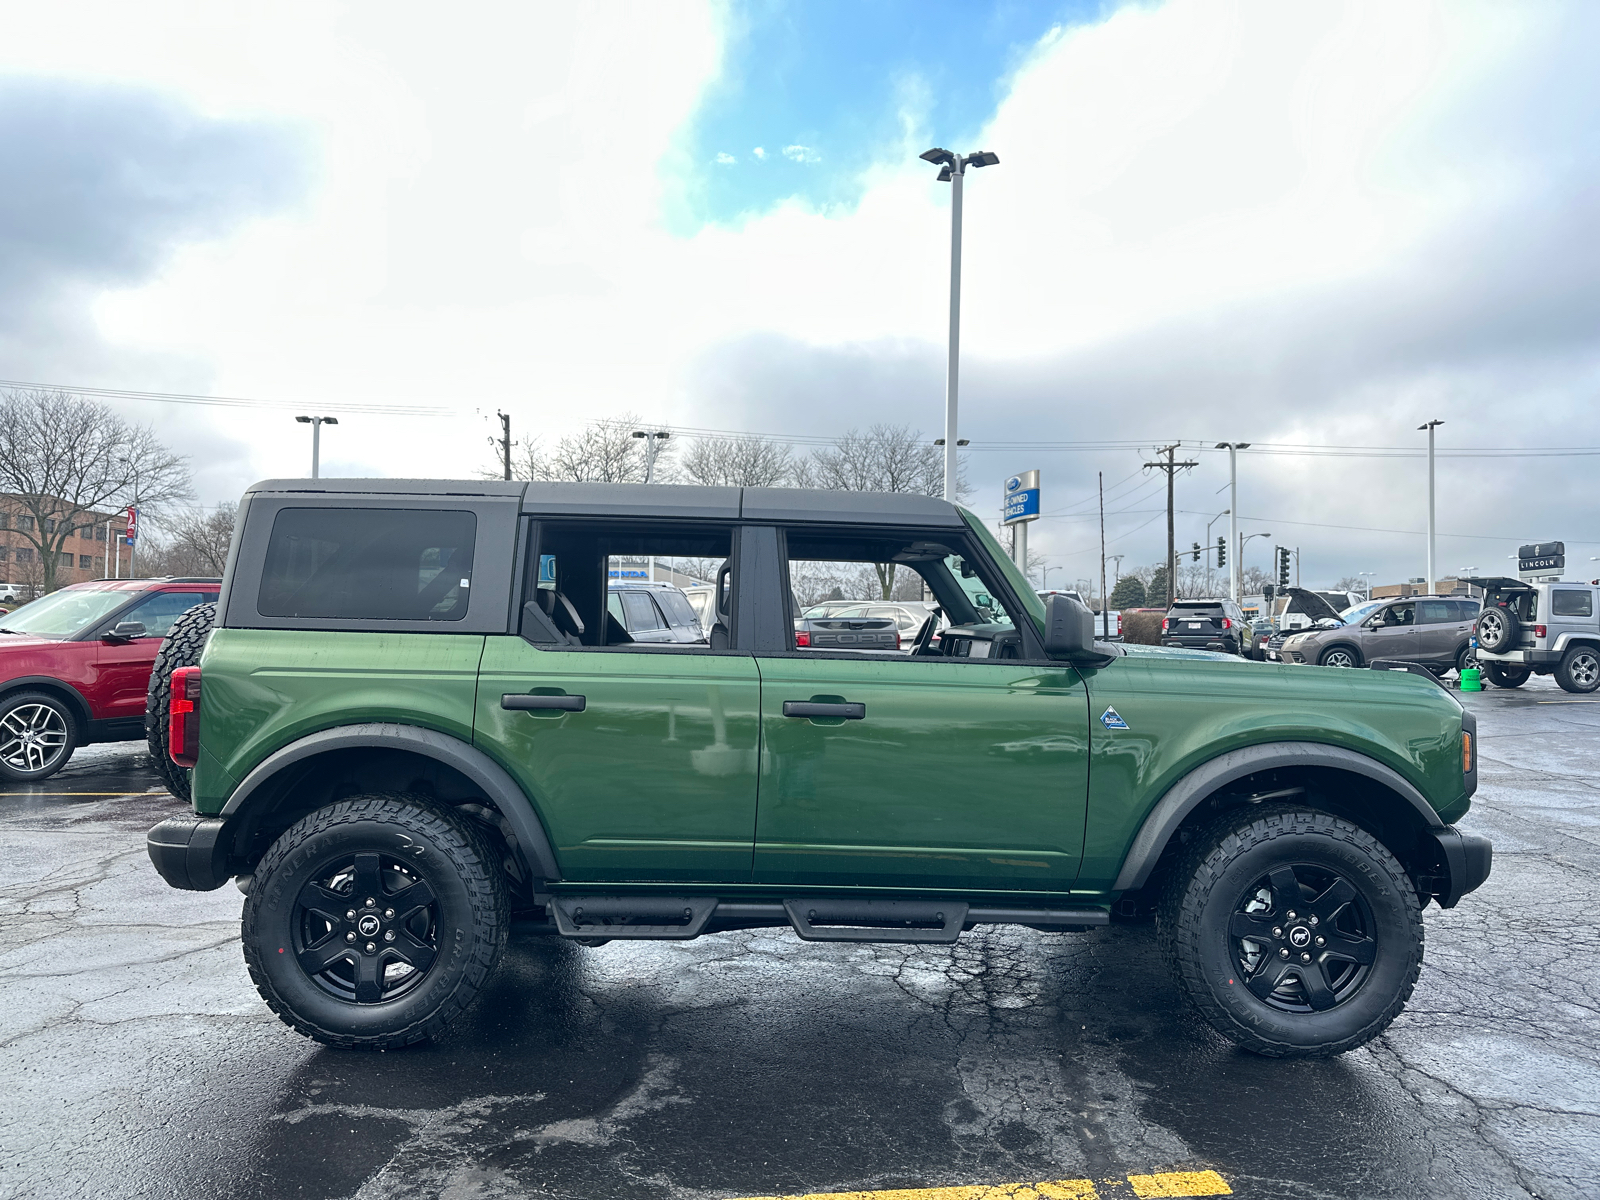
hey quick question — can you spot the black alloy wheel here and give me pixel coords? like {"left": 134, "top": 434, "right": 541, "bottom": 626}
{"left": 1228, "top": 864, "right": 1376, "bottom": 1012}
{"left": 242, "top": 794, "right": 508, "bottom": 1049}
{"left": 293, "top": 851, "right": 439, "bottom": 1004}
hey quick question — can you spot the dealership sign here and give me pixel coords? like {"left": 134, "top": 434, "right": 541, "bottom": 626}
{"left": 1003, "top": 470, "right": 1040, "bottom": 525}
{"left": 1518, "top": 541, "right": 1564, "bottom": 579}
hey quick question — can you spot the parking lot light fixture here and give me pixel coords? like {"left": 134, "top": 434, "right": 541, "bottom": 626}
{"left": 1419, "top": 420, "right": 1444, "bottom": 591}
{"left": 924, "top": 146, "right": 999, "bottom": 501}
{"left": 295, "top": 415, "right": 339, "bottom": 479}
{"left": 1215, "top": 443, "right": 1251, "bottom": 602}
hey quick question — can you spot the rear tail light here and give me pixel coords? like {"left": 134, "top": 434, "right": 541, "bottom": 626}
{"left": 168, "top": 666, "right": 202, "bottom": 769}
{"left": 1535, "top": 625, "right": 1547, "bottom": 638}
{"left": 794, "top": 630, "right": 810, "bottom": 648}
{"left": 1221, "top": 617, "right": 1232, "bottom": 630}
{"left": 1117, "top": 613, "right": 1123, "bottom": 636}
{"left": 893, "top": 631, "right": 902, "bottom": 650}
{"left": 1161, "top": 618, "right": 1170, "bottom": 631}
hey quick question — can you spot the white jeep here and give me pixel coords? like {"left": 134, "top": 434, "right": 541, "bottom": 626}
{"left": 1470, "top": 577, "right": 1600, "bottom": 693}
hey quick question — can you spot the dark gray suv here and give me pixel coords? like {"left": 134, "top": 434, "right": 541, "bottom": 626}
{"left": 1277, "top": 596, "right": 1480, "bottom": 673}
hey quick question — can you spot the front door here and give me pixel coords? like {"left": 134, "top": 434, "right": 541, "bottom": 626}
{"left": 92, "top": 590, "right": 213, "bottom": 724}
{"left": 1361, "top": 601, "right": 1419, "bottom": 662}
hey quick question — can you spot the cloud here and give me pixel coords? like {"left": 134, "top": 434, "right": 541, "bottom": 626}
{"left": 782, "top": 144, "right": 820, "bottom": 163}
{"left": 752, "top": 146, "right": 765, "bottom": 159}
{"left": 714, "top": 151, "right": 736, "bottom": 165}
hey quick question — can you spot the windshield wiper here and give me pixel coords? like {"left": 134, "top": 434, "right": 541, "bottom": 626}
{"left": 0, "top": 628, "right": 27, "bottom": 634}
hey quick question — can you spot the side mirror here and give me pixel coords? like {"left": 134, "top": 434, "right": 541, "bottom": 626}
{"left": 1043, "top": 593, "right": 1108, "bottom": 664}
{"left": 104, "top": 621, "right": 147, "bottom": 643}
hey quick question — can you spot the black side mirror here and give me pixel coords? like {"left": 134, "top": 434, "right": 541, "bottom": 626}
{"left": 104, "top": 621, "right": 147, "bottom": 643}
{"left": 1043, "top": 594, "right": 1110, "bottom": 664}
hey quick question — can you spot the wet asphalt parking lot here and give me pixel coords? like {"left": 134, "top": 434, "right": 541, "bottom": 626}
{"left": 2, "top": 675, "right": 1597, "bottom": 1200}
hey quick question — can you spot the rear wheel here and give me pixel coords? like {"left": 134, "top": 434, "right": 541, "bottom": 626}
{"left": 1455, "top": 644, "right": 1477, "bottom": 675}
{"left": 1158, "top": 806, "right": 1422, "bottom": 1058}
{"left": 1482, "top": 662, "right": 1531, "bottom": 689}
{"left": 145, "top": 603, "right": 216, "bottom": 800}
{"left": 0, "top": 690, "right": 77, "bottom": 781}
{"left": 1555, "top": 646, "right": 1600, "bottom": 694}
{"left": 242, "top": 794, "right": 509, "bottom": 1049}
{"left": 1319, "top": 646, "right": 1360, "bottom": 669}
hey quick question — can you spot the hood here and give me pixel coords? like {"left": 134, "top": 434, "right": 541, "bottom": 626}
{"left": 1118, "top": 642, "right": 1254, "bottom": 663}
{"left": 0, "top": 632, "right": 65, "bottom": 649}
{"left": 1280, "top": 587, "right": 1345, "bottom": 623}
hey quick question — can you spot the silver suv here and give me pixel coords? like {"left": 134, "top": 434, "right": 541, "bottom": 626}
{"left": 1471, "top": 578, "right": 1600, "bottom": 693}
{"left": 1276, "top": 596, "right": 1480, "bottom": 674}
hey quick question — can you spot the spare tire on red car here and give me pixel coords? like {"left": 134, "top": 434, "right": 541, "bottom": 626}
{"left": 145, "top": 603, "right": 216, "bottom": 800}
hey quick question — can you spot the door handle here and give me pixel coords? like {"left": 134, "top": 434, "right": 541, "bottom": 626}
{"left": 782, "top": 701, "right": 865, "bottom": 720}
{"left": 502, "top": 693, "right": 586, "bottom": 712}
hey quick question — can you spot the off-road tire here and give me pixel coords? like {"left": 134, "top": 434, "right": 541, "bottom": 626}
{"left": 1482, "top": 662, "right": 1531, "bottom": 689}
{"left": 1475, "top": 606, "right": 1519, "bottom": 654}
{"left": 1555, "top": 645, "right": 1600, "bottom": 694}
{"left": 145, "top": 603, "right": 216, "bottom": 800}
{"left": 0, "top": 690, "right": 78, "bottom": 781}
{"left": 242, "top": 794, "right": 509, "bottom": 1049}
{"left": 1157, "top": 806, "right": 1423, "bottom": 1058}
{"left": 1318, "top": 645, "right": 1361, "bottom": 669}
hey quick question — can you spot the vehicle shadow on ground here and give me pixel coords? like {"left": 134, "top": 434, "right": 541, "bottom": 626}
{"left": 227, "top": 925, "right": 1422, "bottom": 1200}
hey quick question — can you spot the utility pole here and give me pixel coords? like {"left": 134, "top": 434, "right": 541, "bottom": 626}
{"left": 1419, "top": 419, "right": 1443, "bottom": 592}
{"left": 496, "top": 412, "right": 512, "bottom": 481}
{"left": 1099, "top": 471, "right": 1108, "bottom": 640}
{"left": 921, "top": 147, "right": 999, "bottom": 500}
{"left": 1143, "top": 444, "right": 1198, "bottom": 605}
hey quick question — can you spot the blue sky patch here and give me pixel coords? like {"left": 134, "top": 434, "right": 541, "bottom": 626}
{"left": 666, "top": 0, "right": 1104, "bottom": 229}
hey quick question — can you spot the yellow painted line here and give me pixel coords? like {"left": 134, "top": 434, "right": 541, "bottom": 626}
{"left": 733, "top": 1171, "right": 1230, "bottom": 1200}
{"left": 1128, "top": 1172, "right": 1232, "bottom": 1198}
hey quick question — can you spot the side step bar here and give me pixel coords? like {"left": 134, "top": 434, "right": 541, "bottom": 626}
{"left": 540, "top": 896, "right": 1108, "bottom": 943}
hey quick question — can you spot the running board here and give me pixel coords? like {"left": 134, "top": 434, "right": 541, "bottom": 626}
{"left": 786, "top": 898, "right": 967, "bottom": 943}
{"left": 549, "top": 895, "right": 718, "bottom": 940}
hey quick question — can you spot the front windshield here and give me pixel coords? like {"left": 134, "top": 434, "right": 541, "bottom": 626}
{"left": 957, "top": 507, "right": 1047, "bottom": 634}
{"left": 1338, "top": 600, "right": 1384, "bottom": 625}
{"left": 0, "top": 587, "right": 129, "bottom": 638}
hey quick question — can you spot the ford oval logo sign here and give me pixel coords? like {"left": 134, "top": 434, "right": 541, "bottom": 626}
{"left": 1006, "top": 476, "right": 1022, "bottom": 492}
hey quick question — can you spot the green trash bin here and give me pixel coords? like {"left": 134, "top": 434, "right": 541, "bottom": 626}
{"left": 1459, "top": 666, "right": 1483, "bottom": 691}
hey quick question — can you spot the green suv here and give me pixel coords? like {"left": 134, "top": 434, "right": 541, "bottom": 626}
{"left": 146, "top": 479, "right": 1490, "bottom": 1058}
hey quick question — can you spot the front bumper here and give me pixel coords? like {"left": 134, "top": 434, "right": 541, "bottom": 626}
{"left": 1430, "top": 826, "right": 1493, "bottom": 908}
{"left": 147, "top": 813, "right": 232, "bottom": 891}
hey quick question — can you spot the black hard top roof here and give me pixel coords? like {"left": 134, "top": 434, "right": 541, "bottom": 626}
{"left": 245, "top": 479, "right": 966, "bottom": 526}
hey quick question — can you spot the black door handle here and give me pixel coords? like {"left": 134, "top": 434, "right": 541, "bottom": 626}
{"left": 502, "top": 693, "right": 586, "bottom": 712}
{"left": 782, "top": 701, "right": 865, "bottom": 720}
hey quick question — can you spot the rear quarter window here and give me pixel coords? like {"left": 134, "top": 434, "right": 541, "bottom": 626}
{"left": 257, "top": 507, "right": 476, "bottom": 621}
{"left": 1551, "top": 589, "right": 1594, "bottom": 618}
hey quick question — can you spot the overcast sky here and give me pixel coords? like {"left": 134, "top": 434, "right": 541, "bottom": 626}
{"left": 1, "top": 0, "right": 1597, "bottom": 588}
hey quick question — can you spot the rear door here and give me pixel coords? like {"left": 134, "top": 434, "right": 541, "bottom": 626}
{"left": 1416, "top": 600, "right": 1464, "bottom": 665}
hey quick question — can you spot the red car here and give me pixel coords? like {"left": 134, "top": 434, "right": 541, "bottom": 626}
{"left": 0, "top": 578, "right": 219, "bottom": 781}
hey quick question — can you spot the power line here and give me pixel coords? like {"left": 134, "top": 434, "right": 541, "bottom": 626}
{"left": 0, "top": 377, "right": 448, "bottom": 417}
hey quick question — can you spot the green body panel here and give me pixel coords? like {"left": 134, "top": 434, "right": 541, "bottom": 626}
{"left": 1074, "top": 645, "right": 1470, "bottom": 890}
{"left": 752, "top": 655, "right": 1090, "bottom": 891}
{"left": 475, "top": 637, "right": 761, "bottom": 882}
{"left": 191, "top": 629, "right": 486, "bottom": 816}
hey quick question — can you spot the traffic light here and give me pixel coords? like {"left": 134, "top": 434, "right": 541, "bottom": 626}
{"left": 1277, "top": 546, "right": 1291, "bottom": 587}
{"left": 1191, "top": 541, "right": 1201, "bottom": 563}
{"left": 1216, "top": 536, "right": 1226, "bottom": 568}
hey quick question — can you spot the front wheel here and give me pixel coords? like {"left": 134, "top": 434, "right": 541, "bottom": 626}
{"left": 0, "top": 690, "right": 78, "bottom": 781}
{"left": 1556, "top": 645, "right": 1600, "bottom": 694}
{"left": 1319, "top": 646, "right": 1360, "bottom": 669}
{"left": 242, "top": 794, "right": 509, "bottom": 1049}
{"left": 1158, "top": 807, "right": 1423, "bottom": 1058}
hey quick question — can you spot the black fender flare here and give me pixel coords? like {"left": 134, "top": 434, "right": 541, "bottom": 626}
{"left": 220, "top": 722, "right": 562, "bottom": 881}
{"left": 1111, "top": 741, "right": 1443, "bottom": 893}
{"left": 0, "top": 675, "right": 94, "bottom": 731}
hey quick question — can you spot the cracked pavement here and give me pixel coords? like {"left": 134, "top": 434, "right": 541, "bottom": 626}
{"left": 1, "top": 677, "right": 1596, "bottom": 1200}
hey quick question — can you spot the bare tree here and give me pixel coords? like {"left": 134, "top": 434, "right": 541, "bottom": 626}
{"left": 0, "top": 389, "right": 192, "bottom": 591}
{"left": 807, "top": 424, "right": 957, "bottom": 599}
{"left": 501, "top": 415, "right": 674, "bottom": 484}
{"left": 142, "top": 503, "right": 238, "bottom": 577}
{"left": 682, "top": 435, "right": 795, "bottom": 487}
{"left": 1332, "top": 575, "right": 1367, "bottom": 594}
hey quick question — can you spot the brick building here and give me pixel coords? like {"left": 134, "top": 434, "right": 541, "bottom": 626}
{"left": 0, "top": 497, "right": 129, "bottom": 595}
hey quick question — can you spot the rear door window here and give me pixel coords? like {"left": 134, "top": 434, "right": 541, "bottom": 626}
{"left": 1418, "top": 601, "right": 1454, "bottom": 624}
{"left": 621, "top": 591, "right": 666, "bottom": 631}
{"left": 1551, "top": 590, "right": 1594, "bottom": 618}
{"left": 257, "top": 508, "right": 476, "bottom": 621}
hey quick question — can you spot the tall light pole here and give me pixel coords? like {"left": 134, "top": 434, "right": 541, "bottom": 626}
{"left": 633, "top": 429, "right": 671, "bottom": 582}
{"left": 921, "top": 147, "right": 999, "bottom": 501}
{"left": 1359, "top": 571, "right": 1376, "bottom": 600}
{"left": 1205, "top": 508, "right": 1230, "bottom": 597}
{"left": 296, "top": 415, "right": 339, "bottom": 479}
{"left": 1242, "top": 531, "right": 1272, "bottom": 599}
{"left": 1419, "top": 420, "right": 1443, "bottom": 592}
{"left": 1215, "top": 442, "right": 1251, "bottom": 602}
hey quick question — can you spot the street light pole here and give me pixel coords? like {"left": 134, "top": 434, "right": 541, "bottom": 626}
{"left": 1215, "top": 442, "right": 1251, "bottom": 602}
{"left": 1359, "top": 571, "right": 1376, "bottom": 601}
{"left": 921, "top": 147, "right": 999, "bottom": 501}
{"left": 1241, "top": 531, "right": 1273, "bottom": 599}
{"left": 633, "top": 429, "right": 672, "bottom": 581}
{"left": 1205, "top": 508, "right": 1230, "bottom": 597}
{"left": 1419, "top": 420, "right": 1443, "bottom": 592}
{"left": 296, "top": 415, "right": 339, "bottom": 479}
